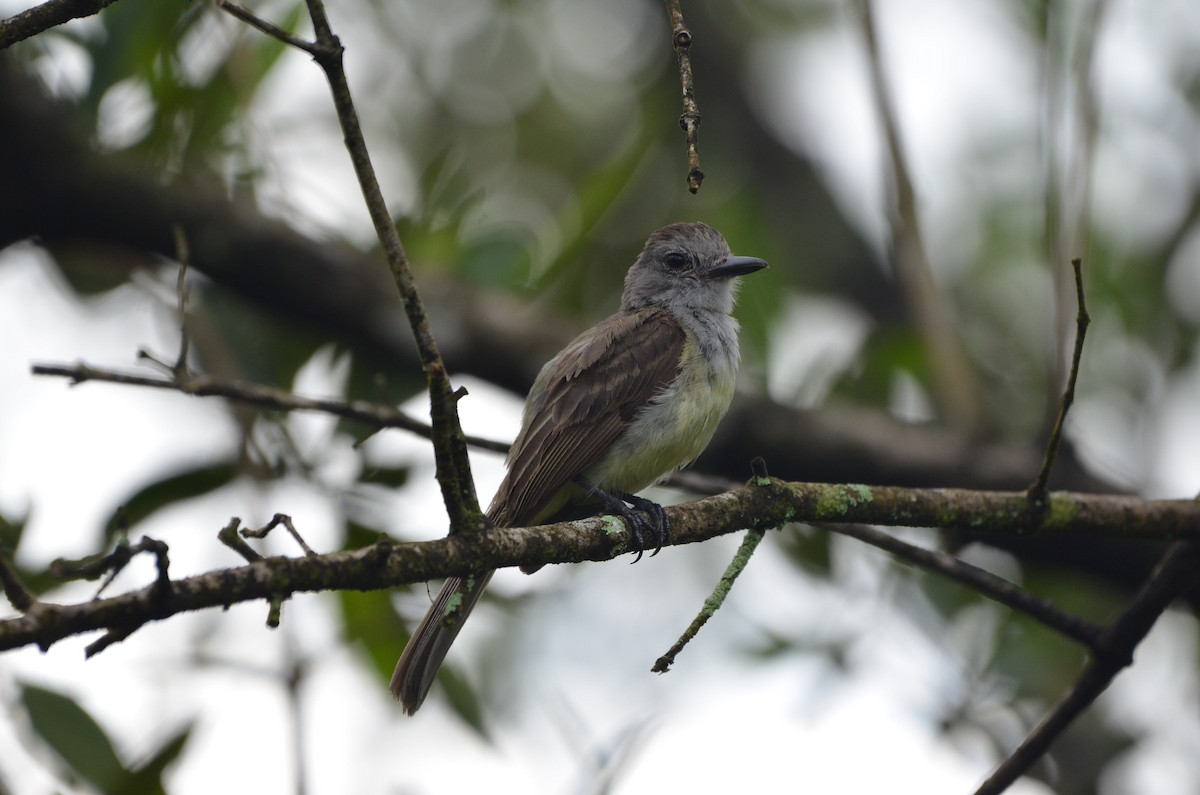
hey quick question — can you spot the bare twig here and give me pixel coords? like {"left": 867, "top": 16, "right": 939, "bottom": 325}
{"left": 0, "top": 0, "right": 119, "bottom": 49}
{"left": 853, "top": 0, "right": 983, "bottom": 432}
{"left": 654, "top": 458, "right": 772, "bottom": 672}
{"left": 219, "top": 518, "right": 261, "bottom": 560}
{"left": 973, "top": 541, "right": 1200, "bottom": 795}
{"left": 1028, "top": 258, "right": 1089, "bottom": 505}
{"left": 242, "top": 513, "right": 317, "bottom": 557}
{"left": 218, "top": 518, "right": 286, "bottom": 628}
{"left": 171, "top": 228, "right": 193, "bottom": 377}
{"left": 663, "top": 0, "right": 704, "bottom": 193}
{"left": 653, "top": 526, "right": 764, "bottom": 672}
{"left": 50, "top": 536, "right": 172, "bottom": 600}
{"left": 30, "top": 361, "right": 509, "bottom": 456}
{"left": 215, "top": 0, "right": 316, "bottom": 54}
{"left": 1044, "top": 0, "right": 1110, "bottom": 409}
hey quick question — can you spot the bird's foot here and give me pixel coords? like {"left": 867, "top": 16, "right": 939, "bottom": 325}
{"left": 619, "top": 493, "right": 669, "bottom": 563}
{"left": 574, "top": 477, "right": 669, "bottom": 563}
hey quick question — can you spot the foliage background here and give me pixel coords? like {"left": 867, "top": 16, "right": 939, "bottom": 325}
{"left": 1, "top": 0, "right": 1199, "bottom": 793}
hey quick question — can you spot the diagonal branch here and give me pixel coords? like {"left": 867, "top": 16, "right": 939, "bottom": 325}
{"left": 0, "top": 0, "right": 119, "bottom": 49}
{"left": 218, "top": 0, "right": 482, "bottom": 532}
{"left": 853, "top": 0, "right": 984, "bottom": 432}
{"left": 973, "top": 541, "right": 1200, "bottom": 795}
{"left": 1028, "top": 257, "right": 1090, "bottom": 505}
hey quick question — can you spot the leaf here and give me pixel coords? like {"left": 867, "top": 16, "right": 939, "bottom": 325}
{"left": 0, "top": 509, "right": 27, "bottom": 557}
{"left": 438, "top": 664, "right": 490, "bottom": 740}
{"left": 116, "top": 721, "right": 195, "bottom": 795}
{"left": 20, "top": 682, "right": 128, "bottom": 791}
{"left": 105, "top": 463, "right": 238, "bottom": 541}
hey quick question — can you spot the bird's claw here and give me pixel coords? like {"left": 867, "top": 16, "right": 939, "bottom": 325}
{"left": 619, "top": 494, "right": 669, "bottom": 563}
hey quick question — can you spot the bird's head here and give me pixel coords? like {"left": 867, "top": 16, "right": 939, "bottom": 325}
{"left": 620, "top": 222, "right": 767, "bottom": 315}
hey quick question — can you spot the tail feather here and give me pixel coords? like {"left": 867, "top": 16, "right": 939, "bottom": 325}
{"left": 389, "top": 570, "right": 495, "bottom": 714}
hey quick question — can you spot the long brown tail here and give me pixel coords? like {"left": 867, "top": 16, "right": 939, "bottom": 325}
{"left": 389, "top": 570, "right": 495, "bottom": 714}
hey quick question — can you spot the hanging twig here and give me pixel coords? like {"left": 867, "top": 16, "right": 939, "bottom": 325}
{"left": 663, "top": 0, "right": 704, "bottom": 193}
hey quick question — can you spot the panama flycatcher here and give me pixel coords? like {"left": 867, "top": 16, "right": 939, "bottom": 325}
{"left": 390, "top": 222, "right": 767, "bottom": 714}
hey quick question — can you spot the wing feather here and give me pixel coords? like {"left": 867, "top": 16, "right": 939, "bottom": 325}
{"left": 488, "top": 306, "right": 685, "bottom": 525}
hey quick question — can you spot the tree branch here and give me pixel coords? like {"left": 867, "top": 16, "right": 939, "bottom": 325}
{"left": 973, "top": 541, "right": 1200, "bottom": 795}
{"left": 218, "top": 0, "right": 483, "bottom": 533}
{"left": 0, "top": 0, "right": 118, "bottom": 49}
{"left": 29, "top": 361, "right": 510, "bottom": 456}
{"left": 853, "top": 0, "right": 984, "bottom": 432}
{"left": 3, "top": 480, "right": 1197, "bottom": 655}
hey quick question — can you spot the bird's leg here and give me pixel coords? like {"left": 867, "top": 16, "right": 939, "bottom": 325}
{"left": 574, "top": 477, "right": 670, "bottom": 563}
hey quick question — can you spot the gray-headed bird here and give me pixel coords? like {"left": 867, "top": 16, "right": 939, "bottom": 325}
{"left": 391, "top": 222, "right": 767, "bottom": 714}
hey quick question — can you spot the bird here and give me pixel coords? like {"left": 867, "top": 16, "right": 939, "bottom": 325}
{"left": 390, "top": 221, "right": 767, "bottom": 714}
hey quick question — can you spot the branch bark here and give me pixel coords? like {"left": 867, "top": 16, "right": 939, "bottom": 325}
{"left": 2, "top": 480, "right": 1196, "bottom": 655}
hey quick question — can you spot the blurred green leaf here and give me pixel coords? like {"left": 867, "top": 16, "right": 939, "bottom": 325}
{"left": 358, "top": 465, "right": 410, "bottom": 489}
{"left": 116, "top": 721, "right": 194, "bottom": 795}
{"left": 106, "top": 462, "right": 238, "bottom": 541}
{"left": 0, "top": 510, "right": 27, "bottom": 557}
{"left": 21, "top": 682, "right": 128, "bottom": 791}
{"left": 438, "top": 663, "right": 489, "bottom": 740}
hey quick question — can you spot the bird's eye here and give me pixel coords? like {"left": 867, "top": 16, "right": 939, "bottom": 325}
{"left": 663, "top": 252, "right": 688, "bottom": 270}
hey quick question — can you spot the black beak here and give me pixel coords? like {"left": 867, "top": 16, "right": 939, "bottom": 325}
{"left": 707, "top": 255, "right": 768, "bottom": 279}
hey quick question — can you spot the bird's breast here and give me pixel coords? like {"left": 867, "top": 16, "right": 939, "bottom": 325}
{"left": 585, "top": 321, "right": 739, "bottom": 495}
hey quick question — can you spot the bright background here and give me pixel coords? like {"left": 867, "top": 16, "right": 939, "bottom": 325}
{"left": 2, "top": 1, "right": 1200, "bottom": 793}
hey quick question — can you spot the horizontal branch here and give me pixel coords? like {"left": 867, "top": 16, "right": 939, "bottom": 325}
{"left": 31, "top": 361, "right": 509, "bottom": 455}
{"left": 1, "top": 479, "right": 1196, "bottom": 655}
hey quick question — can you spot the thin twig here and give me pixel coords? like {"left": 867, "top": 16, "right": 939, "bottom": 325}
{"left": 1046, "top": 0, "right": 1109, "bottom": 412}
{"left": 242, "top": 513, "right": 317, "bottom": 557}
{"left": 0, "top": 0, "right": 119, "bottom": 50}
{"left": 653, "top": 526, "right": 765, "bottom": 672}
{"left": 826, "top": 523, "right": 1104, "bottom": 648}
{"left": 31, "top": 361, "right": 510, "bottom": 455}
{"left": 218, "top": 518, "right": 286, "bottom": 628}
{"left": 219, "top": 0, "right": 482, "bottom": 532}
{"left": 50, "top": 536, "right": 172, "bottom": 599}
{"left": 662, "top": 0, "right": 704, "bottom": 193}
{"left": 171, "top": 228, "right": 192, "bottom": 377}
{"left": 215, "top": 0, "right": 316, "bottom": 54}
{"left": 1028, "top": 258, "right": 1089, "bottom": 506}
{"left": 973, "top": 541, "right": 1200, "bottom": 795}
{"left": 654, "top": 460, "right": 773, "bottom": 672}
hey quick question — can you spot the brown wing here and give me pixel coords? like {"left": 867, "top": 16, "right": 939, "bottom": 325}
{"left": 488, "top": 306, "right": 686, "bottom": 526}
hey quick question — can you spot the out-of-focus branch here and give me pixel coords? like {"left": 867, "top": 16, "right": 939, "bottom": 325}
{"left": 0, "top": 0, "right": 118, "bottom": 49}
{"left": 1045, "top": 0, "right": 1110, "bottom": 407}
{"left": 973, "top": 540, "right": 1200, "bottom": 795}
{"left": 853, "top": 0, "right": 984, "bottom": 433}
